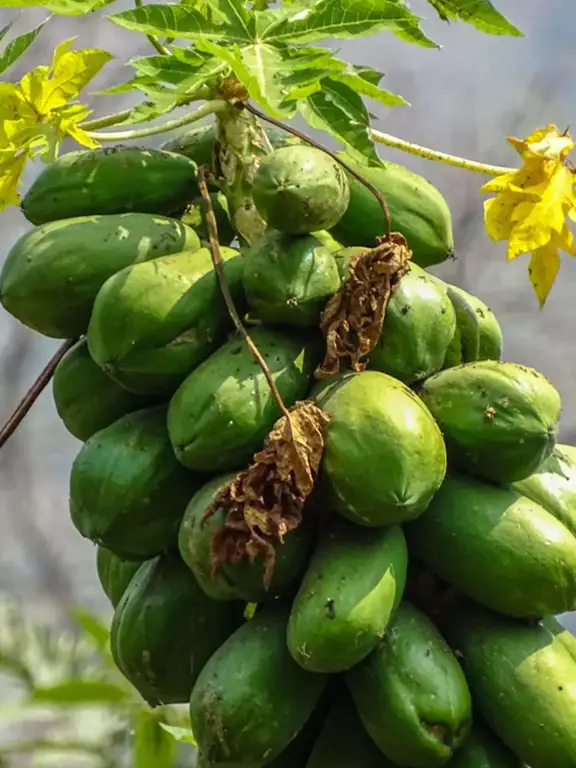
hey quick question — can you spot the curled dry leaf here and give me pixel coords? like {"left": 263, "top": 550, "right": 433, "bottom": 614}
{"left": 203, "top": 401, "right": 330, "bottom": 588}
{"left": 316, "top": 232, "right": 412, "bottom": 378}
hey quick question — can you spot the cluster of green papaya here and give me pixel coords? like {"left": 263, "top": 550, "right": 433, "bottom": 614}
{"left": 3, "top": 118, "right": 576, "bottom": 768}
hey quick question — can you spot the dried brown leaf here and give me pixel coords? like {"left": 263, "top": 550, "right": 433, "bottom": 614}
{"left": 316, "top": 233, "right": 412, "bottom": 378}
{"left": 203, "top": 401, "right": 330, "bottom": 588}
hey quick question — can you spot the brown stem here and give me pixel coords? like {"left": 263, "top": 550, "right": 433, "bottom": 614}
{"left": 197, "top": 167, "right": 291, "bottom": 420}
{"left": 0, "top": 338, "right": 77, "bottom": 450}
{"left": 243, "top": 102, "right": 392, "bottom": 239}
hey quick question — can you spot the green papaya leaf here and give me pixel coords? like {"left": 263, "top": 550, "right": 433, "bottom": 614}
{"left": 0, "top": 23, "right": 13, "bottom": 44}
{"left": 209, "top": 0, "right": 253, "bottom": 35}
{"left": 427, "top": 0, "right": 523, "bottom": 36}
{"left": 299, "top": 77, "right": 381, "bottom": 165}
{"left": 331, "top": 66, "right": 407, "bottom": 107}
{"left": 0, "top": 0, "right": 115, "bottom": 13}
{"left": 0, "top": 19, "right": 46, "bottom": 75}
{"left": 266, "top": 0, "right": 438, "bottom": 47}
{"left": 135, "top": 711, "right": 176, "bottom": 768}
{"left": 31, "top": 680, "right": 130, "bottom": 706}
{"left": 130, "top": 54, "right": 226, "bottom": 94}
{"left": 159, "top": 723, "right": 197, "bottom": 745}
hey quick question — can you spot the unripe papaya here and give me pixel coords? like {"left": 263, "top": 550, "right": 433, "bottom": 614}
{"left": 242, "top": 230, "right": 341, "bottom": 328}
{"left": 111, "top": 553, "right": 243, "bottom": 706}
{"left": 330, "top": 155, "right": 454, "bottom": 268}
{"left": 189, "top": 603, "right": 328, "bottom": 766}
{"left": 367, "top": 262, "right": 456, "bottom": 383}
{"left": 53, "top": 340, "right": 156, "bottom": 442}
{"left": 443, "top": 599, "right": 576, "bottom": 768}
{"left": 253, "top": 146, "right": 350, "bottom": 235}
{"left": 444, "top": 284, "right": 503, "bottom": 364}
{"left": 346, "top": 601, "right": 472, "bottom": 767}
{"left": 96, "top": 546, "right": 143, "bottom": 608}
{"left": 69, "top": 405, "right": 200, "bottom": 559}
{"left": 447, "top": 721, "right": 520, "bottom": 768}
{"left": 181, "top": 191, "right": 237, "bottom": 246}
{"left": 419, "top": 361, "right": 560, "bottom": 484}
{"left": 406, "top": 474, "right": 576, "bottom": 618}
{"left": 87, "top": 247, "right": 245, "bottom": 396}
{"left": 288, "top": 518, "right": 407, "bottom": 672}
{"left": 168, "top": 328, "right": 319, "bottom": 472}
{"left": 21, "top": 147, "right": 199, "bottom": 225}
{"left": 0, "top": 213, "right": 201, "bottom": 339}
{"left": 314, "top": 371, "right": 446, "bottom": 526}
{"left": 178, "top": 472, "right": 315, "bottom": 602}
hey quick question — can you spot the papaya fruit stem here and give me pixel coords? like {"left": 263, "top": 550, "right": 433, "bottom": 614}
{"left": 243, "top": 103, "right": 392, "bottom": 239}
{"left": 0, "top": 338, "right": 78, "bottom": 451}
{"left": 370, "top": 129, "right": 513, "bottom": 177}
{"left": 84, "top": 99, "right": 228, "bottom": 143}
{"left": 197, "top": 167, "right": 290, "bottom": 421}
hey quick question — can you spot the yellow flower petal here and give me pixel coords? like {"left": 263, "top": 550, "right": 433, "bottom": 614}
{"left": 483, "top": 196, "right": 515, "bottom": 242}
{"left": 0, "top": 150, "right": 28, "bottom": 210}
{"left": 528, "top": 242, "right": 561, "bottom": 308}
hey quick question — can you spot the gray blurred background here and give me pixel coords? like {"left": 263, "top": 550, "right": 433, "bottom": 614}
{"left": 0, "top": 0, "right": 574, "bottom": 662}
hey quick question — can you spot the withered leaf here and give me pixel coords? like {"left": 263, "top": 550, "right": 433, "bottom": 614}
{"left": 317, "top": 232, "right": 412, "bottom": 378}
{"left": 203, "top": 401, "right": 330, "bottom": 589}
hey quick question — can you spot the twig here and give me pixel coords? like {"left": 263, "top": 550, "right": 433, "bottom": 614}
{"left": 243, "top": 102, "right": 392, "bottom": 239}
{"left": 0, "top": 339, "right": 77, "bottom": 451}
{"left": 197, "top": 166, "right": 291, "bottom": 420}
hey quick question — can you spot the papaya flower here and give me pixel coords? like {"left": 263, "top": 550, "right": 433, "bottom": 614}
{"left": 481, "top": 124, "right": 576, "bottom": 307}
{"left": 0, "top": 38, "right": 111, "bottom": 211}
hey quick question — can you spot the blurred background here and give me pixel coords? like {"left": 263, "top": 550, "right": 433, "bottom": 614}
{"left": 0, "top": 0, "right": 574, "bottom": 764}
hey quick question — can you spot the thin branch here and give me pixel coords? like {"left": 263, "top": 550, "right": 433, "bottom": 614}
{"left": 0, "top": 339, "right": 77, "bottom": 451}
{"left": 85, "top": 100, "right": 228, "bottom": 143}
{"left": 197, "top": 166, "right": 290, "bottom": 420}
{"left": 370, "top": 129, "right": 513, "bottom": 176}
{"left": 135, "top": 0, "right": 172, "bottom": 55}
{"left": 243, "top": 102, "right": 392, "bottom": 239}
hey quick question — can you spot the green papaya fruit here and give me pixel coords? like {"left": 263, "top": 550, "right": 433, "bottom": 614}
{"left": 419, "top": 361, "right": 561, "bottom": 484}
{"left": 406, "top": 473, "right": 576, "bottom": 618}
{"left": 69, "top": 405, "right": 199, "bottom": 559}
{"left": 0, "top": 213, "right": 201, "bottom": 339}
{"left": 442, "top": 322, "right": 463, "bottom": 368}
{"left": 447, "top": 721, "right": 520, "bottom": 768}
{"left": 111, "top": 553, "right": 243, "bottom": 706}
{"left": 178, "top": 472, "right": 315, "bottom": 602}
{"left": 314, "top": 371, "right": 447, "bottom": 526}
{"left": 367, "top": 262, "right": 457, "bottom": 383}
{"left": 288, "top": 518, "right": 407, "bottom": 672}
{"left": 253, "top": 146, "right": 350, "bottom": 235}
{"left": 53, "top": 340, "right": 156, "bottom": 442}
{"left": 311, "top": 230, "right": 343, "bottom": 253}
{"left": 559, "top": 442, "right": 576, "bottom": 464}
{"left": 21, "top": 147, "right": 199, "bottom": 225}
{"left": 330, "top": 155, "right": 454, "bottom": 268}
{"left": 168, "top": 328, "right": 319, "bottom": 472}
{"left": 511, "top": 445, "right": 576, "bottom": 535}
{"left": 346, "top": 601, "right": 472, "bottom": 768}
{"left": 87, "top": 247, "right": 245, "bottom": 396}
{"left": 180, "top": 191, "right": 237, "bottom": 246}
{"left": 541, "top": 616, "right": 576, "bottom": 663}
{"left": 442, "top": 599, "right": 576, "bottom": 768}
{"left": 332, "top": 246, "right": 370, "bottom": 281}
{"left": 445, "top": 284, "right": 503, "bottom": 363}
{"left": 189, "top": 603, "right": 329, "bottom": 766}
{"left": 96, "top": 545, "right": 143, "bottom": 608}
{"left": 242, "top": 231, "right": 341, "bottom": 328}
{"left": 307, "top": 690, "right": 398, "bottom": 768}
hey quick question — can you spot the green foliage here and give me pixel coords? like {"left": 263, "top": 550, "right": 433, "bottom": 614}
{"left": 0, "top": 19, "right": 47, "bottom": 76}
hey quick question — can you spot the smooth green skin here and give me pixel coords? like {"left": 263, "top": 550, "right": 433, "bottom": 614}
{"left": 559, "top": 442, "right": 576, "bottom": 464}
{"left": 52, "top": 340, "right": 156, "bottom": 442}
{"left": 69, "top": 405, "right": 199, "bottom": 559}
{"left": 541, "top": 616, "right": 576, "bottom": 663}
{"left": 178, "top": 472, "right": 315, "bottom": 602}
{"left": 314, "top": 371, "right": 447, "bottom": 526}
{"left": 253, "top": 146, "right": 350, "bottom": 235}
{"left": 419, "top": 361, "right": 561, "bottom": 484}
{"left": 21, "top": 147, "right": 199, "bottom": 225}
{"left": 168, "top": 328, "right": 319, "bottom": 472}
{"left": 182, "top": 191, "right": 237, "bottom": 246}
{"left": 307, "top": 690, "right": 399, "bottom": 768}
{"left": 446, "top": 721, "right": 520, "bottom": 768}
{"left": 407, "top": 474, "right": 576, "bottom": 618}
{"left": 443, "top": 600, "right": 576, "bottom": 768}
{"left": 0, "top": 213, "right": 200, "bottom": 339}
{"left": 311, "top": 230, "right": 342, "bottom": 253}
{"left": 111, "top": 553, "right": 243, "bottom": 707}
{"left": 242, "top": 231, "right": 341, "bottom": 328}
{"left": 288, "top": 518, "right": 407, "bottom": 672}
{"left": 368, "top": 263, "right": 456, "bottom": 383}
{"left": 346, "top": 602, "right": 472, "bottom": 768}
{"left": 330, "top": 155, "right": 454, "bottom": 268}
{"left": 87, "top": 247, "right": 244, "bottom": 396}
{"left": 442, "top": 323, "right": 463, "bottom": 368}
{"left": 512, "top": 445, "right": 576, "bottom": 535}
{"left": 446, "top": 284, "right": 503, "bottom": 362}
{"left": 189, "top": 604, "right": 328, "bottom": 767}
{"left": 96, "top": 545, "right": 143, "bottom": 608}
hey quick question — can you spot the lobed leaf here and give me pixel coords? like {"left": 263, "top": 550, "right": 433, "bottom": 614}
{"left": 0, "top": 19, "right": 47, "bottom": 76}
{"left": 427, "top": 0, "right": 523, "bottom": 36}
{"left": 0, "top": 0, "right": 116, "bottom": 13}
{"left": 31, "top": 680, "right": 131, "bottom": 706}
{"left": 331, "top": 65, "right": 407, "bottom": 106}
